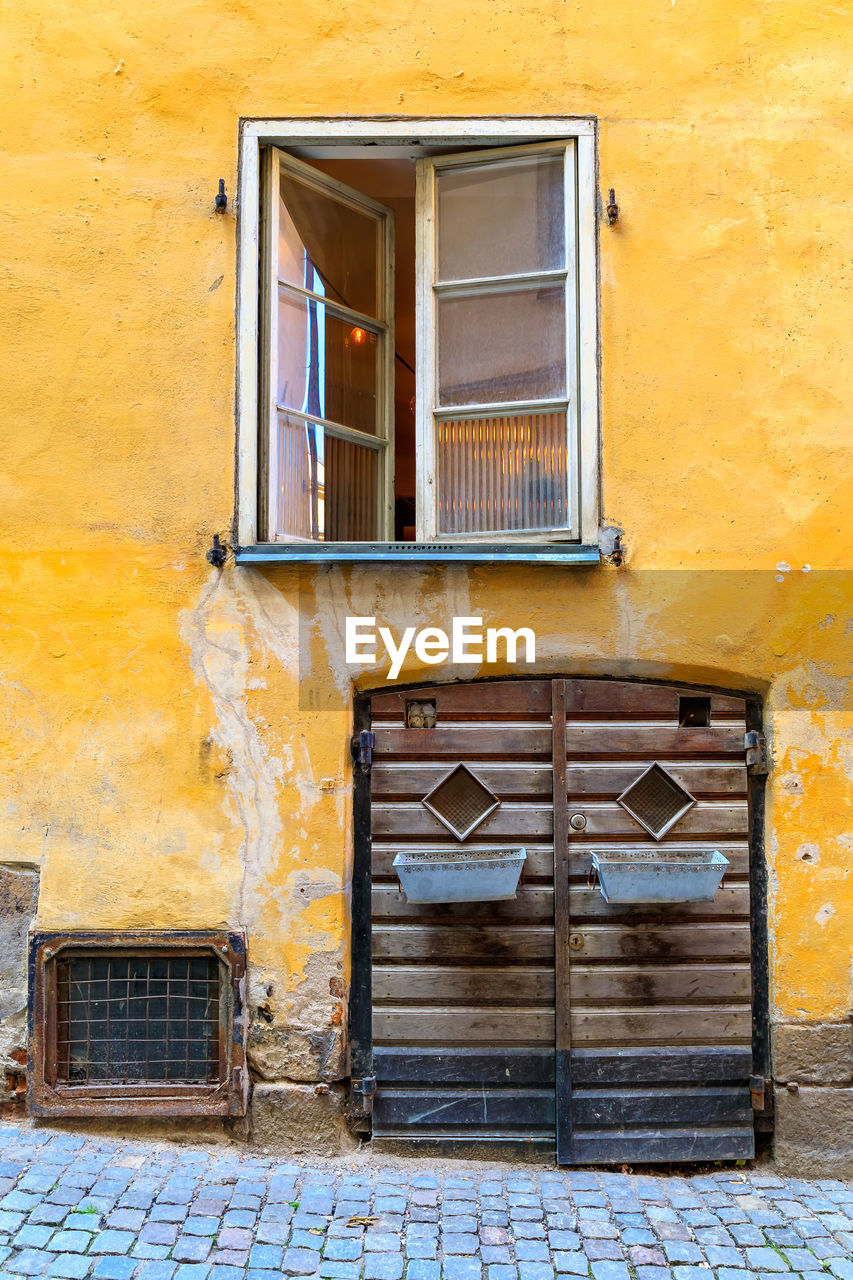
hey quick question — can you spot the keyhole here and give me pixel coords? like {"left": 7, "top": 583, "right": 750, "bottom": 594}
{"left": 569, "top": 933, "right": 584, "bottom": 951}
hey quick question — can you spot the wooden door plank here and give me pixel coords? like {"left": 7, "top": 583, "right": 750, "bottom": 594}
{"left": 374, "top": 1087, "right": 556, "bottom": 1128}
{"left": 571, "top": 1045, "right": 753, "bottom": 1083}
{"left": 572, "top": 1086, "right": 752, "bottom": 1127}
{"left": 370, "top": 803, "right": 553, "bottom": 838}
{"left": 372, "top": 924, "right": 556, "bottom": 963}
{"left": 372, "top": 763, "right": 554, "bottom": 796}
{"left": 375, "top": 726, "right": 552, "bottom": 757}
{"left": 372, "top": 965, "right": 556, "bottom": 1004}
{"left": 569, "top": 963, "right": 751, "bottom": 1004}
{"left": 565, "top": 763, "right": 747, "bottom": 797}
{"left": 565, "top": 681, "right": 745, "bottom": 719}
{"left": 564, "top": 802, "right": 749, "bottom": 837}
{"left": 565, "top": 723, "right": 746, "bottom": 756}
{"left": 373, "top": 1046, "right": 556, "bottom": 1084}
{"left": 567, "top": 883, "right": 750, "bottom": 921}
{"left": 371, "top": 681, "right": 553, "bottom": 719}
{"left": 373, "top": 1007, "right": 555, "bottom": 1044}
{"left": 570, "top": 1127, "right": 755, "bottom": 1162}
{"left": 563, "top": 923, "right": 751, "bottom": 960}
{"left": 570, "top": 1006, "right": 752, "bottom": 1044}
{"left": 371, "top": 885, "right": 553, "bottom": 921}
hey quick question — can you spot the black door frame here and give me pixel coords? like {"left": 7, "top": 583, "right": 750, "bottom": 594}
{"left": 348, "top": 677, "right": 771, "bottom": 1155}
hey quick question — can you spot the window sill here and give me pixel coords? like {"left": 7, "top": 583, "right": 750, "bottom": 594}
{"left": 233, "top": 543, "right": 601, "bottom": 565}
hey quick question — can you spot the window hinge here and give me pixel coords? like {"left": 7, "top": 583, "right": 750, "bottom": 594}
{"left": 352, "top": 730, "right": 374, "bottom": 769}
{"left": 744, "top": 731, "right": 768, "bottom": 775}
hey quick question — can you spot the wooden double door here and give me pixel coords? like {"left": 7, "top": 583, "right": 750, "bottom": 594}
{"left": 358, "top": 678, "right": 763, "bottom": 1162}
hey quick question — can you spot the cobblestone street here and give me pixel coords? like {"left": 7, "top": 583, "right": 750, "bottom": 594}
{"left": 0, "top": 1126, "right": 850, "bottom": 1280}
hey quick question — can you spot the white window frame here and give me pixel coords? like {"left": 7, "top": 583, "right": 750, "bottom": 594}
{"left": 236, "top": 117, "right": 600, "bottom": 555}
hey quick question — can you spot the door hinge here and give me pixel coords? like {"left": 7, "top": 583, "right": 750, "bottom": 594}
{"left": 749, "top": 1074, "right": 766, "bottom": 1111}
{"left": 350, "top": 1075, "right": 376, "bottom": 1115}
{"left": 352, "top": 730, "right": 374, "bottom": 769}
{"left": 744, "top": 731, "right": 768, "bottom": 775}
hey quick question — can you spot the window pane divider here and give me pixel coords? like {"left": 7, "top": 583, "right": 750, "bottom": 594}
{"left": 276, "top": 279, "right": 387, "bottom": 334}
{"left": 275, "top": 405, "right": 387, "bottom": 451}
{"left": 434, "top": 396, "right": 569, "bottom": 419}
{"left": 434, "top": 267, "right": 567, "bottom": 296}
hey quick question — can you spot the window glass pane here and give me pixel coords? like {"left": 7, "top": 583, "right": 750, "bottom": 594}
{"left": 278, "top": 171, "right": 380, "bottom": 318}
{"left": 437, "top": 155, "right": 564, "bottom": 281}
{"left": 437, "top": 412, "right": 568, "bottom": 534}
{"left": 278, "top": 287, "right": 378, "bottom": 435}
{"left": 275, "top": 414, "right": 380, "bottom": 542}
{"left": 438, "top": 286, "right": 566, "bottom": 406}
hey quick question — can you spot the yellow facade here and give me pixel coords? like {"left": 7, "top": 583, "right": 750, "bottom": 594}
{"left": 2, "top": 0, "right": 851, "bottom": 1158}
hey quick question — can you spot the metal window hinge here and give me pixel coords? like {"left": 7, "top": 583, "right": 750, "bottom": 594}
{"left": 744, "top": 731, "right": 768, "bottom": 775}
{"left": 352, "top": 730, "right": 374, "bottom": 769}
{"left": 350, "top": 1075, "right": 377, "bottom": 1115}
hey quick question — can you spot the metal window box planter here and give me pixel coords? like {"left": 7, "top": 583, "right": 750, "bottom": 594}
{"left": 590, "top": 849, "right": 730, "bottom": 903}
{"left": 393, "top": 848, "right": 527, "bottom": 904}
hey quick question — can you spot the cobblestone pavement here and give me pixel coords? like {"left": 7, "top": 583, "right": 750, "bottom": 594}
{"left": 0, "top": 1125, "right": 850, "bottom": 1280}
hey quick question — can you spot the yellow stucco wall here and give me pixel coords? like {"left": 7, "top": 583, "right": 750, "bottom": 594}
{"left": 2, "top": 0, "right": 851, "bottom": 1069}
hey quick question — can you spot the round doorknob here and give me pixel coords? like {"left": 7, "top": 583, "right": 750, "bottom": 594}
{"left": 570, "top": 813, "right": 587, "bottom": 830}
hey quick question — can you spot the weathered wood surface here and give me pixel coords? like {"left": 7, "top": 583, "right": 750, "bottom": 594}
{"left": 372, "top": 965, "right": 555, "bottom": 1004}
{"left": 373, "top": 962, "right": 751, "bottom": 1005}
{"left": 571, "top": 1045, "right": 753, "bottom": 1083}
{"left": 373, "top": 924, "right": 556, "bottom": 963}
{"left": 369, "top": 677, "right": 755, "bottom": 1158}
{"left": 572, "top": 1086, "right": 751, "bottom": 1127}
{"left": 571, "top": 1127, "right": 755, "bottom": 1162}
{"left": 561, "top": 680, "right": 754, "bottom": 1163}
{"left": 373, "top": 1046, "right": 555, "bottom": 1084}
{"left": 570, "top": 1006, "right": 752, "bottom": 1045}
{"left": 371, "top": 681, "right": 553, "bottom": 719}
{"left": 371, "top": 883, "right": 750, "bottom": 921}
{"left": 375, "top": 726, "right": 552, "bottom": 758}
{"left": 374, "top": 1087, "right": 555, "bottom": 1129}
{"left": 372, "top": 762, "right": 553, "bottom": 796}
{"left": 565, "top": 723, "right": 746, "bottom": 756}
{"left": 371, "top": 802, "right": 554, "bottom": 839}
{"left": 566, "top": 762, "right": 748, "bottom": 796}
{"left": 373, "top": 1007, "right": 555, "bottom": 1044}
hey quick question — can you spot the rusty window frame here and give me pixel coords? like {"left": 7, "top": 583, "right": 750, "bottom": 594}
{"left": 28, "top": 931, "right": 247, "bottom": 1118}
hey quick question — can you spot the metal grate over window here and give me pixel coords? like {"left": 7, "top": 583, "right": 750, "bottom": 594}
{"left": 421, "top": 763, "right": 501, "bottom": 840}
{"left": 29, "top": 932, "right": 247, "bottom": 1118}
{"left": 56, "top": 956, "right": 219, "bottom": 1086}
{"left": 617, "top": 762, "right": 696, "bottom": 840}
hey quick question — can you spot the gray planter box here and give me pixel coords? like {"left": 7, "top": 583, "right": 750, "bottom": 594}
{"left": 393, "top": 848, "right": 527, "bottom": 904}
{"left": 591, "top": 848, "right": 729, "bottom": 903}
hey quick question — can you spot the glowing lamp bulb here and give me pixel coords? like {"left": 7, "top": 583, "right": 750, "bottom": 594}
{"left": 350, "top": 326, "right": 368, "bottom": 345}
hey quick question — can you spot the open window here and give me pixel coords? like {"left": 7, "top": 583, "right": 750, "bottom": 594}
{"left": 239, "top": 120, "right": 599, "bottom": 561}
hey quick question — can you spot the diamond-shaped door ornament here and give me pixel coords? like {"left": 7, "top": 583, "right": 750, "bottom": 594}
{"left": 421, "top": 763, "right": 501, "bottom": 841}
{"left": 617, "top": 762, "right": 696, "bottom": 840}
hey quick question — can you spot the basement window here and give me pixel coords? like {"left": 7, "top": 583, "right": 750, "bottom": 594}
{"left": 235, "top": 118, "right": 600, "bottom": 564}
{"left": 28, "top": 932, "right": 247, "bottom": 1117}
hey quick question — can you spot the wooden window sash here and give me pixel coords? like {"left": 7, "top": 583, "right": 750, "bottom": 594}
{"left": 261, "top": 147, "right": 395, "bottom": 543}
